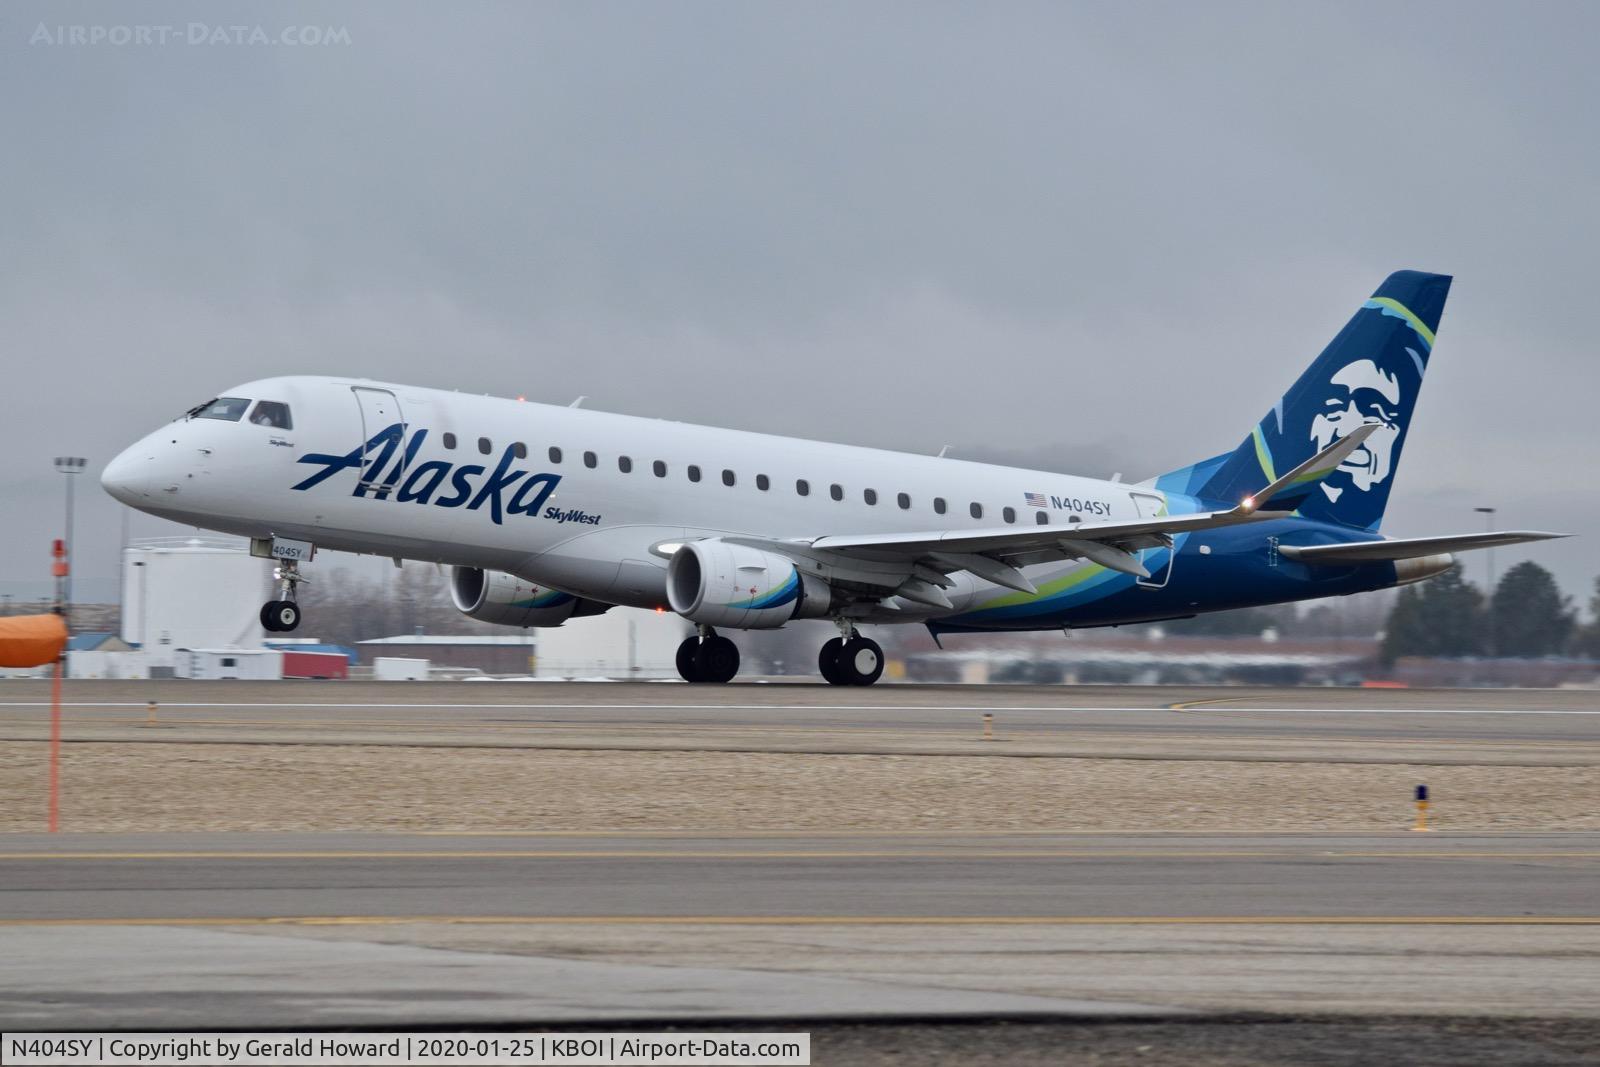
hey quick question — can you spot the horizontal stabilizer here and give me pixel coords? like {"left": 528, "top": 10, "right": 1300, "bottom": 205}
{"left": 1278, "top": 530, "right": 1568, "bottom": 564}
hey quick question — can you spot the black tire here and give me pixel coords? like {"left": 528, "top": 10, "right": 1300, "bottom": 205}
{"left": 818, "top": 637, "right": 845, "bottom": 685}
{"left": 696, "top": 635, "right": 740, "bottom": 684}
{"left": 836, "top": 636, "right": 884, "bottom": 686}
{"left": 675, "top": 638, "right": 702, "bottom": 683}
{"left": 271, "top": 601, "right": 301, "bottom": 633}
{"left": 260, "top": 601, "right": 284, "bottom": 633}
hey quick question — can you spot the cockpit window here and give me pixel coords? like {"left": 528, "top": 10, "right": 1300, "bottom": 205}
{"left": 249, "top": 400, "right": 293, "bottom": 429}
{"left": 187, "top": 397, "right": 251, "bottom": 422}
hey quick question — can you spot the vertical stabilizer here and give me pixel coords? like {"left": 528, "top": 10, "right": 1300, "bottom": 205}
{"left": 1192, "top": 270, "right": 1451, "bottom": 530}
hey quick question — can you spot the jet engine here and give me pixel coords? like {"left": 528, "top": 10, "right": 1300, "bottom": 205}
{"left": 449, "top": 567, "right": 610, "bottom": 627}
{"left": 666, "top": 540, "right": 832, "bottom": 629}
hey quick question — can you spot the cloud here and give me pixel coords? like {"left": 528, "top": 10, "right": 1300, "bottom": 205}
{"left": 2, "top": 1, "right": 1596, "bottom": 604}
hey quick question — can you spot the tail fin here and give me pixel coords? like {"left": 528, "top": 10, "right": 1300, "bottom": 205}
{"left": 1185, "top": 270, "right": 1451, "bottom": 531}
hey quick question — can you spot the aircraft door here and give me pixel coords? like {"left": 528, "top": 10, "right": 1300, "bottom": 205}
{"left": 351, "top": 387, "right": 408, "bottom": 492}
{"left": 1128, "top": 492, "right": 1175, "bottom": 589}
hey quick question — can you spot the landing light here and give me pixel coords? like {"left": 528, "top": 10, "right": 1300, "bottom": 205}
{"left": 1242, "top": 495, "right": 1256, "bottom": 512}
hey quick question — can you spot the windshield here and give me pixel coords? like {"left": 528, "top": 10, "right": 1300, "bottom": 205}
{"left": 248, "top": 400, "right": 293, "bottom": 429}
{"left": 186, "top": 397, "right": 251, "bottom": 422}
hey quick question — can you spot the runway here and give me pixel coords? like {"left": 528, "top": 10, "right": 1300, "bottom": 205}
{"left": 3, "top": 682, "right": 1598, "bottom": 1032}
{"left": 2, "top": 679, "right": 1597, "bottom": 764}
{"left": 4, "top": 830, "right": 1600, "bottom": 1030}
{"left": 3, "top": 831, "right": 1599, "bottom": 924}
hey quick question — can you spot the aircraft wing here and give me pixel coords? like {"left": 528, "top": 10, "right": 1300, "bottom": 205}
{"left": 721, "top": 429, "right": 1393, "bottom": 607}
{"left": 1277, "top": 530, "right": 1569, "bottom": 564}
{"left": 728, "top": 504, "right": 1289, "bottom": 606}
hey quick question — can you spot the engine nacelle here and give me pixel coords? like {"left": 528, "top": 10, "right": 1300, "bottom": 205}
{"left": 667, "top": 540, "right": 832, "bottom": 629}
{"left": 449, "top": 567, "right": 610, "bottom": 627}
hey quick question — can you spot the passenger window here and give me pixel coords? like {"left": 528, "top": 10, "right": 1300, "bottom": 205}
{"left": 443, "top": 433, "right": 457, "bottom": 450}
{"left": 189, "top": 397, "right": 251, "bottom": 422}
{"left": 653, "top": 460, "right": 667, "bottom": 477}
{"left": 688, "top": 465, "right": 702, "bottom": 483}
{"left": 584, "top": 451, "right": 598, "bottom": 469}
{"left": 618, "top": 456, "right": 632, "bottom": 473}
{"left": 513, "top": 442, "right": 527, "bottom": 460}
{"left": 863, "top": 488, "right": 878, "bottom": 505}
{"left": 1003, "top": 507, "right": 1016, "bottom": 524}
{"left": 478, "top": 437, "right": 492, "bottom": 455}
{"left": 1068, "top": 515, "right": 1083, "bottom": 524}
{"left": 722, "top": 469, "right": 736, "bottom": 487}
{"left": 248, "top": 401, "right": 293, "bottom": 429}
{"left": 970, "top": 502, "right": 983, "bottom": 519}
{"left": 548, "top": 446, "right": 562, "bottom": 463}
{"left": 934, "top": 497, "right": 947, "bottom": 515}
{"left": 1036, "top": 510, "right": 1049, "bottom": 525}
{"left": 796, "top": 479, "right": 810, "bottom": 496}
{"left": 830, "top": 484, "right": 843, "bottom": 501}
{"left": 756, "top": 474, "right": 770, "bottom": 491}
{"left": 897, "top": 492, "right": 911, "bottom": 510}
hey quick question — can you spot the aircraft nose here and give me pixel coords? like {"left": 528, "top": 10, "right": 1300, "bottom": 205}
{"left": 100, "top": 446, "right": 151, "bottom": 505}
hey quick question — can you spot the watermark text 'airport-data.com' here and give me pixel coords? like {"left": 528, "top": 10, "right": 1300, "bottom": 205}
{"left": 29, "top": 23, "right": 351, "bottom": 48}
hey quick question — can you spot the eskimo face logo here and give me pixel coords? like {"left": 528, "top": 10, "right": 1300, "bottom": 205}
{"left": 290, "top": 425, "right": 570, "bottom": 526}
{"left": 1308, "top": 359, "right": 1401, "bottom": 502}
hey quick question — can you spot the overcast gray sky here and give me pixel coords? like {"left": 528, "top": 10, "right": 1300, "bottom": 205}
{"left": 3, "top": 1, "right": 1596, "bottom": 608}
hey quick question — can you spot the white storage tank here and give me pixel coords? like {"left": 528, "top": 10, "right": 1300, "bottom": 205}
{"left": 121, "top": 537, "right": 274, "bottom": 670}
{"left": 534, "top": 607, "right": 691, "bottom": 680}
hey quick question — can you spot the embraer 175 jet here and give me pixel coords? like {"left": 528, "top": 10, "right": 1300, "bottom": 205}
{"left": 103, "top": 271, "right": 1563, "bottom": 685}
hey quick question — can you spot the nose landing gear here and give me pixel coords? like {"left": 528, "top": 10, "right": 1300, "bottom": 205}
{"left": 260, "top": 559, "right": 306, "bottom": 633}
{"left": 676, "top": 625, "right": 740, "bottom": 683}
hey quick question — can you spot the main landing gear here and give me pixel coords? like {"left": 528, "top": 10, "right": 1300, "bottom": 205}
{"left": 673, "top": 621, "right": 884, "bottom": 686}
{"left": 819, "top": 622, "right": 883, "bottom": 687}
{"left": 260, "top": 558, "right": 305, "bottom": 633}
{"left": 676, "top": 626, "right": 740, "bottom": 684}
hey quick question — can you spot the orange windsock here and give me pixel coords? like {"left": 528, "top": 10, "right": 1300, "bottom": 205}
{"left": 0, "top": 614, "right": 69, "bottom": 668}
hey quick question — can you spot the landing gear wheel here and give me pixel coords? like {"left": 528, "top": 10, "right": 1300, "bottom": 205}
{"left": 836, "top": 636, "right": 884, "bottom": 686}
{"left": 260, "top": 600, "right": 300, "bottom": 633}
{"left": 695, "top": 635, "right": 741, "bottom": 684}
{"left": 675, "top": 637, "right": 703, "bottom": 683}
{"left": 818, "top": 637, "right": 845, "bottom": 685}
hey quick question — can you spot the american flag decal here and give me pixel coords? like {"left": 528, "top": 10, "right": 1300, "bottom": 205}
{"left": 1024, "top": 492, "right": 1048, "bottom": 508}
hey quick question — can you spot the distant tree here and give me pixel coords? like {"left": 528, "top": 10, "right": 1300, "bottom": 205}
{"left": 1489, "top": 561, "right": 1576, "bottom": 658}
{"left": 1379, "top": 566, "right": 1485, "bottom": 665}
{"left": 295, "top": 563, "right": 501, "bottom": 647}
{"left": 1574, "top": 576, "right": 1600, "bottom": 659}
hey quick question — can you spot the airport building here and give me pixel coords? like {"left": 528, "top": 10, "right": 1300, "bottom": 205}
{"left": 356, "top": 634, "right": 538, "bottom": 677}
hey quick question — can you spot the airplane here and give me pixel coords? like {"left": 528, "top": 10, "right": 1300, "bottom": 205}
{"left": 101, "top": 270, "right": 1565, "bottom": 685}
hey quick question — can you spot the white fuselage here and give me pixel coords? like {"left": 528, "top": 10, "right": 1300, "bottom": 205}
{"left": 102, "top": 376, "right": 1165, "bottom": 622}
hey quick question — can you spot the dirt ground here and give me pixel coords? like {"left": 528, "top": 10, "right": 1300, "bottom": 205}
{"left": 3, "top": 741, "right": 1595, "bottom": 832}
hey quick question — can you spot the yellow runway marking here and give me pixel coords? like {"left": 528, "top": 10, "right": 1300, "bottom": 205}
{"left": 1, "top": 849, "right": 1595, "bottom": 861}
{"left": 3, "top": 915, "right": 1599, "bottom": 928}
{"left": 1168, "top": 696, "right": 1264, "bottom": 710}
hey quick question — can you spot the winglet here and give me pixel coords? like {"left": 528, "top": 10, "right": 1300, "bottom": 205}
{"left": 1241, "top": 423, "right": 1379, "bottom": 514}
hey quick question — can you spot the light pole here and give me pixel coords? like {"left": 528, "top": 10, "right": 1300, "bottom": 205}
{"left": 1474, "top": 506, "right": 1497, "bottom": 657}
{"left": 53, "top": 457, "right": 87, "bottom": 625}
